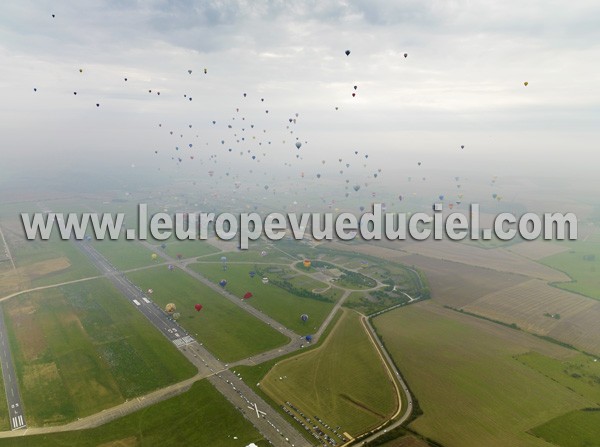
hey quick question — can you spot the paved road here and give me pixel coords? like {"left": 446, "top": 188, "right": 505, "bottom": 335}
{"left": 0, "top": 306, "right": 25, "bottom": 430}
{"left": 355, "top": 316, "right": 413, "bottom": 445}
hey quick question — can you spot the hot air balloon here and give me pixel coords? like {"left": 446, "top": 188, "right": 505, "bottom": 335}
{"left": 345, "top": 50, "right": 351, "bottom": 56}
{"left": 147, "top": 288, "right": 153, "bottom": 294}
{"left": 404, "top": 53, "right": 408, "bottom": 58}
{"left": 151, "top": 253, "right": 158, "bottom": 261}
{"left": 168, "top": 264, "right": 174, "bottom": 271}
{"left": 194, "top": 303, "right": 203, "bottom": 312}
{"left": 295, "top": 141, "right": 302, "bottom": 149}
{"left": 305, "top": 335, "right": 313, "bottom": 342}
{"left": 303, "top": 259, "right": 311, "bottom": 268}
{"left": 165, "top": 303, "right": 176, "bottom": 313}
{"left": 301, "top": 314, "right": 308, "bottom": 323}
{"left": 249, "top": 271, "right": 256, "bottom": 278}
{"left": 219, "top": 279, "right": 227, "bottom": 287}
{"left": 243, "top": 292, "right": 253, "bottom": 300}
{"left": 524, "top": 81, "right": 528, "bottom": 86}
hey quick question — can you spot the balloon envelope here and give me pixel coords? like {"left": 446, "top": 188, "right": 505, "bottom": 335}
{"left": 165, "top": 303, "right": 176, "bottom": 313}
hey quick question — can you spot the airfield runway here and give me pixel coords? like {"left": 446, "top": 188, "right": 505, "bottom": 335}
{"left": 75, "top": 241, "right": 193, "bottom": 347}
{"left": 74, "top": 240, "right": 310, "bottom": 447}
{"left": 0, "top": 306, "right": 26, "bottom": 430}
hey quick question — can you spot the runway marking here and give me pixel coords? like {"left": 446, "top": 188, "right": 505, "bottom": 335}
{"left": 11, "top": 415, "right": 25, "bottom": 429}
{"left": 173, "top": 339, "right": 186, "bottom": 348}
{"left": 133, "top": 299, "right": 141, "bottom": 306}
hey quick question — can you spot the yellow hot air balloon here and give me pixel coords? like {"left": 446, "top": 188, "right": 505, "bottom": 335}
{"left": 165, "top": 303, "right": 176, "bottom": 313}
{"left": 151, "top": 253, "right": 158, "bottom": 261}
{"left": 303, "top": 259, "right": 311, "bottom": 268}
{"left": 524, "top": 81, "right": 529, "bottom": 86}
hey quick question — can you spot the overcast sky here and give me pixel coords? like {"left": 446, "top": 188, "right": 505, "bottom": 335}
{"left": 1, "top": 0, "right": 599, "bottom": 194}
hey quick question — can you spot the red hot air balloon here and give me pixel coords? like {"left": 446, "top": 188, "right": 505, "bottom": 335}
{"left": 194, "top": 303, "right": 203, "bottom": 311}
{"left": 243, "top": 292, "right": 253, "bottom": 300}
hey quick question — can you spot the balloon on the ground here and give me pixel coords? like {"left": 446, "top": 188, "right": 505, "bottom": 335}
{"left": 165, "top": 303, "right": 176, "bottom": 313}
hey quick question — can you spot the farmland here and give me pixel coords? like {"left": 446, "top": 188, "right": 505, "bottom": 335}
{"left": 461, "top": 278, "right": 600, "bottom": 356}
{"left": 529, "top": 410, "right": 600, "bottom": 447}
{"left": 0, "top": 224, "right": 98, "bottom": 289}
{"left": 125, "top": 266, "right": 289, "bottom": 362}
{"left": 3, "top": 278, "right": 196, "bottom": 426}
{"left": 516, "top": 351, "right": 600, "bottom": 404}
{"left": 540, "top": 240, "right": 600, "bottom": 301}
{"left": 399, "top": 253, "right": 529, "bottom": 308}
{"left": 507, "top": 240, "right": 570, "bottom": 261}
{"left": 0, "top": 380, "right": 269, "bottom": 447}
{"left": 385, "top": 239, "right": 570, "bottom": 282}
{"left": 188, "top": 262, "right": 341, "bottom": 334}
{"left": 374, "top": 304, "right": 594, "bottom": 447}
{"left": 260, "top": 309, "right": 397, "bottom": 438}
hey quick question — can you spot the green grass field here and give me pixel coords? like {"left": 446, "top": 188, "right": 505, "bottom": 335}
{"left": 125, "top": 266, "right": 289, "bottom": 362}
{"left": 374, "top": 305, "right": 595, "bottom": 447}
{"left": 344, "top": 290, "right": 411, "bottom": 315}
{"left": 188, "top": 262, "right": 340, "bottom": 334}
{"left": 0, "top": 354, "right": 9, "bottom": 431}
{"left": 5, "top": 230, "right": 98, "bottom": 288}
{"left": 516, "top": 352, "right": 600, "bottom": 404}
{"left": 202, "top": 247, "right": 294, "bottom": 264}
{"left": 3, "top": 278, "right": 196, "bottom": 426}
{"left": 300, "top": 261, "right": 378, "bottom": 290}
{"left": 541, "top": 240, "right": 600, "bottom": 300}
{"left": 0, "top": 380, "right": 269, "bottom": 447}
{"left": 90, "top": 238, "right": 159, "bottom": 271}
{"left": 529, "top": 410, "right": 600, "bottom": 447}
{"left": 157, "top": 239, "right": 220, "bottom": 259}
{"left": 260, "top": 309, "right": 397, "bottom": 437}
